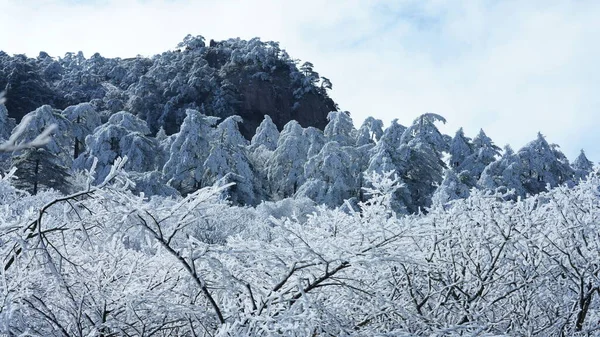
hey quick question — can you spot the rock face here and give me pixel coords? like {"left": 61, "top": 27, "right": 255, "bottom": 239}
{"left": 233, "top": 71, "right": 336, "bottom": 138}
{"left": 0, "top": 36, "right": 337, "bottom": 138}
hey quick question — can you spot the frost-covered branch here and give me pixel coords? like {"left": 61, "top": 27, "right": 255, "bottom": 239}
{"left": 0, "top": 113, "right": 57, "bottom": 152}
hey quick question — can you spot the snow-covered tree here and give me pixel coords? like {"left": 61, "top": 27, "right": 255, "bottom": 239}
{"left": 304, "top": 126, "right": 325, "bottom": 159}
{"left": 266, "top": 120, "right": 310, "bottom": 199}
{"left": 478, "top": 145, "right": 526, "bottom": 198}
{"left": 10, "top": 105, "right": 72, "bottom": 167}
{"left": 0, "top": 102, "right": 15, "bottom": 142}
{"left": 431, "top": 169, "right": 471, "bottom": 206}
{"left": 517, "top": 132, "right": 574, "bottom": 194}
{"left": 62, "top": 102, "right": 101, "bottom": 159}
{"left": 366, "top": 119, "right": 406, "bottom": 174}
{"left": 397, "top": 113, "right": 449, "bottom": 212}
{"left": 203, "top": 115, "right": 258, "bottom": 205}
{"left": 459, "top": 129, "right": 501, "bottom": 181}
{"left": 448, "top": 127, "right": 472, "bottom": 169}
{"left": 572, "top": 149, "right": 594, "bottom": 182}
{"left": 323, "top": 111, "right": 355, "bottom": 147}
{"left": 356, "top": 116, "right": 384, "bottom": 146}
{"left": 250, "top": 115, "right": 279, "bottom": 151}
{"left": 297, "top": 141, "right": 361, "bottom": 206}
{"left": 364, "top": 119, "right": 410, "bottom": 212}
{"left": 162, "top": 108, "right": 218, "bottom": 193}
{"left": 74, "top": 111, "right": 157, "bottom": 183}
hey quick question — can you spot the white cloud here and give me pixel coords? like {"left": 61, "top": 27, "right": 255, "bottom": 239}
{"left": 1, "top": 0, "right": 599, "bottom": 160}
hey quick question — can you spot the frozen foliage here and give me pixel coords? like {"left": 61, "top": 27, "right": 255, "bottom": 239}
{"left": 323, "top": 110, "right": 356, "bottom": 146}
{"left": 432, "top": 169, "right": 471, "bottom": 205}
{"left": 518, "top": 132, "right": 574, "bottom": 194}
{"left": 266, "top": 121, "right": 310, "bottom": 199}
{"left": 203, "top": 115, "right": 258, "bottom": 205}
{"left": 478, "top": 145, "right": 527, "bottom": 197}
{"left": 448, "top": 127, "right": 472, "bottom": 169}
{"left": 0, "top": 102, "right": 15, "bottom": 142}
{"left": 3, "top": 164, "right": 600, "bottom": 335}
{"left": 397, "top": 113, "right": 448, "bottom": 212}
{"left": 355, "top": 116, "right": 384, "bottom": 146}
{"left": 297, "top": 141, "right": 361, "bottom": 206}
{"left": 250, "top": 115, "right": 279, "bottom": 151}
{"left": 462, "top": 129, "right": 502, "bottom": 180}
{"left": 303, "top": 126, "right": 325, "bottom": 158}
{"left": 73, "top": 111, "right": 157, "bottom": 183}
{"left": 573, "top": 149, "right": 594, "bottom": 181}
{"left": 9, "top": 105, "right": 72, "bottom": 166}
{"left": 62, "top": 102, "right": 101, "bottom": 159}
{"left": 162, "top": 108, "right": 218, "bottom": 193}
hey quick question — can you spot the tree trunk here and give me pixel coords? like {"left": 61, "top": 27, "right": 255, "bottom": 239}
{"left": 74, "top": 137, "right": 80, "bottom": 159}
{"left": 33, "top": 158, "right": 40, "bottom": 195}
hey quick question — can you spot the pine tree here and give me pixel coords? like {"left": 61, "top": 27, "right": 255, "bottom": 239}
{"left": 397, "top": 113, "right": 448, "bottom": 212}
{"left": 304, "top": 127, "right": 325, "bottom": 159}
{"left": 250, "top": 115, "right": 279, "bottom": 151}
{"left": 517, "top": 133, "right": 574, "bottom": 194}
{"left": 0, "top": 103, "right": 15, "bottom": 142}
{"left": 11, "top": 147, "right": 70, "bottom": 195}
{"left": 432, "top": 169, "right": 471, "bottom": 206}
{"left": 203, "top": 115, "right": 257, "bottom": 205}
{"left": 62, "top": 102, "right": 101, "bottom": 159}
{"left": 356, "top": 117, "right": 384, "bottom": 147}
{"left": 162, "top": 109, "right": 218, "bottom": 193}
{"left": 74, "top": 111, "right": 157, "bottom": 184}
{"left": 297, "top": 141, "right": 361, "bottom": 207}
{"left": 266, "top": 120, "right": 309, "bottom": 199}
{"left": 364, "top": 119, "right": 409, "bottom": 212}
{"left": 448, "top": 128, "right": 472, "bottom": 169}
{"left": 478, "top": 145, "right": 526, "bottom": 198}
{"left": 463, "top": 129, "right": 501, "bottom": 177}
{"left": 323, "top": 111, "right": 355, "bottom": 147}
{"left": 11, "top": 105, "right": 72, "bottom": 167}
{"left": 572, "top": 149, "right": 594, "bottom": 182}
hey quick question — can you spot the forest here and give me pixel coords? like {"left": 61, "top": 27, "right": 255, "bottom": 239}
{"left": 0, "top": 35, "right": 599, "bottom": 336}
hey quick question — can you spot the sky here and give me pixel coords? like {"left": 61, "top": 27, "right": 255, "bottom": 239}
{"left": 1, "top": 0, "right": 599, "bottom": 161}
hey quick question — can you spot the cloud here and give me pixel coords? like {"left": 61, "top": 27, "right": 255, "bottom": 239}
{"left": 1, "top": 0, "right": 599, "bottom": 160}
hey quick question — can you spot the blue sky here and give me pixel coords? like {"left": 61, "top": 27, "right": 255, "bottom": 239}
{"left": 1, "top": 0, "right": 599, "bottom": 161}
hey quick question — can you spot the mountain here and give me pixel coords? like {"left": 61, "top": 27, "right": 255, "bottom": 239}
{"left": 0, "top": 35, "right": 337, "bottom": 137}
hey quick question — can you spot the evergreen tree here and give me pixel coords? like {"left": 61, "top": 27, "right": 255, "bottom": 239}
{"left": 463, "top": 129, "right": 501, "bottom": 178}
{"left": 323, "top": 111, "right": 355, "bottom": 147}
{"left": 267, "top": 121, "right": 309, "bottom": 199}
{"left": 366, "top": 119, "right": 406, "bottom": 174}
{"left": 432, "top": 169, "right": 471, "bottom": 206}
{"left": 0, "top": 103, "right": 15, "bottom": 142}
{"left": 365, "top": 119, "right": 409, "bottom": 212}
{"left": 12, "top": 105, "right": 72, "bottom": 167}
{"left": 517, "top": 133, "right": 574, "bottom": 194}
{"left": 448, "top": 128, "right": 472, "bottom": 169}
{"left": 250, "top": 115, "right": 279, "bottom": 151}
{"left": 356, "top": 117, "right": 384, "bottom": 147}
{"left": 154, "top": 126, "right": 173, "bottom": 170}
{"left": 478, "top": 145, "right": 526, "bottom": 198}
{"left": 74, "top": 111, "right": 157, "bottom": 184}
{"left": 304, "top": 127, "right": 325, "bottom": 159}
{"left": 397, "top": 113, "right": 449, "bottom": 212}
{"left": 572, "top": 149, "right": 594, "bottom": 182}
{"left": 203, "top": 115, "right": 257, "bottom": 205}
{"left": 297, "top": 141, "right": 361, "bottom": 207}
{"left": 62, "top": 102, "right": 101, "bottom": 159}
{"left": 11, "top": 147, "right": 70, "bottom": 195}
{"left": 162, "top": 109, "right": 218, "bottom": 193}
